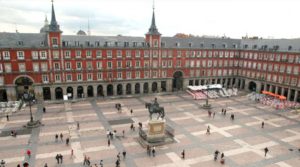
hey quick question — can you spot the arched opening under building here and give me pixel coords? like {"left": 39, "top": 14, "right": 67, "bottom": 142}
{"left": 43, "top": 87, "right": 51, "bottom": 100}
{"left": 97, "top": 85, "right": 103, "bottom": 97}
{"left": 117, "top": 84, "right": 123, "bottom": 95}
{"left": 172, "top": 71, "right": 183, "bottom": 91}
{"left": 144, "top": 83, "right": 149, "bottom": 94}
{"left": 152, "top": 82, "right": 158, "bottom": 92}
{"left": 126, "top": 83, "right": 131, "bottom": 95}
{"left": 77, "top": 86, "right": 84, "bottom": 98}
{"left": 161, "top": 81, "right": 166, "bottom": 92}
{"left": 290, "top": 89, "right": 295, "bottom": 101}
{"left": 107, "top": 85, "right": 113, "bottom": 96}
{"left": 0, "top": 89, "right": 8, "bottom": 102}
{"left": 248, "top": 81, "right": 257, "bottom": 92}
{"left": 66, "top": 87, "right": 73, "bottom": 99}
{"left": 15, "top": 76, "right": 34, "bottom": 100}
{"left": 135, "top": 83, "right": 140, "bottom": 94}
{"left": 87, "top": 86, "right": 93, "bottom": 97}
{"left": 55, "top": 87, "right": 63, "bottom": 100}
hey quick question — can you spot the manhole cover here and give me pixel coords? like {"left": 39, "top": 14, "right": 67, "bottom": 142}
{"left": 108, "top": 118, "right": 134, "bottom": 125}
{"left": 0, "top": 128, "right": 32, "bottom": 137}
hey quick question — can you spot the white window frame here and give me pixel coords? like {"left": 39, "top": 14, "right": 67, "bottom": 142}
{"left": 17, "top": 51, "right": 25, "bottom": 60}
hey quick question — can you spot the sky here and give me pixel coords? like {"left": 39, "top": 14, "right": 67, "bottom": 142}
{"left": 0, "top": 0, "right": 300, "bottom": 39}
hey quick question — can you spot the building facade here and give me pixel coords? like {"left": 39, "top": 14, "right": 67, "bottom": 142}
{"left": 0, "top": 2, "right": 300, "bottom": 102}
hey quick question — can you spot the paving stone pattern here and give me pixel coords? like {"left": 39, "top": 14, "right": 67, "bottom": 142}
{"left": 0, "top": 93, "right": 299, "bottom": 167}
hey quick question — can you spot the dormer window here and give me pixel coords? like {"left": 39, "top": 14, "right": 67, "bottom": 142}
{"left": 142, "top": 42, "right": 146, "bottom": 47}
{"left": 189, "top": 43, "right": 193, "bottom": 48}
{"left": 124, "top": 42, "right": 129, "bottom": 47}
{"left": 52, "top": 38, "right": 58, "bottom": 46}
{"left": 115, "top": 42, "right": 118, "bottom": 47}
{"left": 95, "top": 41, "right": 100, "bottom": 47}
{"left": 105, "top": 41, "right": 110, "bottom": 47}
{"left": 75, "top": 41, "right": 80, "bottom": 47}
{"left": 62, "top": 41, "right": 68, "bottom": 47}
{"left": 244, "top": 44, "right": 248, "bottom": 49}
{"left": 288, "top": 45, "right": 292, "bottom": 51}
{"left": 175, "top": 42, "right": 180, "bottom": 47}
{"left": 40, "top": 41, "right": 45, "bottom": 46}
{"left": 18, "top": 41, "right": 23, "bottom": 46}
{"left": 211, "top": 44, "right": 215, "bottom": 49}
{"left": 200, "top": 43, "right": 204, "bottom": 48}
{"left": 153, "top": 40, "right": 158, "bottom": 47}
{"left": 253, "top": 45, "right": 257, "bottom": 49}
{"left": 222, "top": 43, "right": 227, "bottom": 49}
{"left": 161, "top": 42, "right": 165, "bottom": 47}
{"left": 85, "top": 41, "right": 90, "bottom": 46}
{"left": 133, "top": 42, "right": 137, "bottom": 47}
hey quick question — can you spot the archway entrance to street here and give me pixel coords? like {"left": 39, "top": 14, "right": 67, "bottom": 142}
{"left": 107, "top": 84, "right": 113, "bottom": 96}
{"left": 97, "top": 85, "right": 103, "bottom": 97}
{"left": 55, "top": 87, "right": 63, "bottom": 100}
{"left": 126, "top": 83, "right": 131, "bottom": 95}
{"left": 77, "top": 86, "right": 83, "bottom": 98}
{"left": 248, "top": 81, "right": 257, "bottom": 92}
{"left": 152, "top": 82, "right": 158, "bottom": 92}
{"left": 0, "top": 89, "right": 8, "bottom": 102}
{"left": 117, "top": 84, "right": 123, "bottom": 95}
{"left": 67, "top": 87, "right": 73, "bottom": 99}
{"left": 172, "top": 71, "right": 183, "bottom": 91}
{"left": 43, "top": 87, "right": 51, "bottom": 100}
{"left": 143, "top": 83, "right": 149, "bottom": 94}
{"left": 15, "top": 76, "right": 34, "bottom": 100}
{"left": 135, "top": 83, "right": 140, "bottom": 94}
{"left": 87, "top": 86, "right": 94, "bottom": 97}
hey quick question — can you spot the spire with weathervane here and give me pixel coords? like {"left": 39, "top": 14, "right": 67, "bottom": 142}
{"left": 145, "top": 0, "right": 161, "bottom": 48}
{"left": 147, "top": 2, "right": 160, "bottom": 35}
{"left": 49, "top": 0, "right": 61, "bottom": 32}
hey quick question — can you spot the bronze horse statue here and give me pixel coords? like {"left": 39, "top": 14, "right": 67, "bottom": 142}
{"left": 145, "top": 98, "right": 165, "bottom": 120}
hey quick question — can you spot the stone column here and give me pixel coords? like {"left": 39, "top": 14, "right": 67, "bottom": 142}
{"left": 224, "top": 79, "right": 228, "bottom": 88}
{"left": 103, "top": 84, "right": 107, "bottom": 96}
{"left": 73, "top": 86, "right": 77, "bottom": 99}
{"left": 50, "top": 87, "right": 55, "bottom": 100}
{"left": 294, "top": 90, "right": 298, "bottom": 102}
{"left": 269, "top": 85, "right": 272, "bottom": 92}
{"left": 256, "top": 82, "right": 262, "bottom": 93}
{"left": 263, "top": 83, "right": 267, "bottom": 91}
{"left": 287, "top": 89, "right": 291, "bottom": 101}
{"left": 167, "top": 79, "right": 172, "bottom": 92}
{"left": 275, "top": 86, "right": 279, "bottom": 94}
{"left": 83, "top": 86, "right": 87, "bottom": 98}
{"left": 132, "top": 83, "right": 135, "bottom": 95}
{"left": 157, "top": 81, "right": 161, "bottom": 93}
{"left": 93, "top": 85, "right": 98, "bottom": 98}
{"left": 183, "top": 79, "right": 189, "bottom": 91}
{"left": 122, "top": 83, "right": 126, "bottom": 95}
{"left": 140, "top": 82, "right": 144, "bottom": 94}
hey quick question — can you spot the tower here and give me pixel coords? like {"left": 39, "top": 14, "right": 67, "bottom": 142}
{"left": 145, "top": 3, "right": 161, "bottom": 48}
{"left": 47, "top": 0, "right": 62, "bottom": 48}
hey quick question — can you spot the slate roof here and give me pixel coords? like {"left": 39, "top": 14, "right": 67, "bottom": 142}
{"left": 0, "top": 33, "right": 47, "bottom": 48}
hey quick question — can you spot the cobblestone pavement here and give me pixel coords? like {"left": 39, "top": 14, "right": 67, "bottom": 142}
{"left": 0, "top": 93, "right": 299, "bottom": 167}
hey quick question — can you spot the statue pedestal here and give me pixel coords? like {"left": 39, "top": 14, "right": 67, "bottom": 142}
{"left": 147, "top": 119, "right": 165, "bottom": 143}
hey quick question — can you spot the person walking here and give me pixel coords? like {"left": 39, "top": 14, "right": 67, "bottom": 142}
{"left": 55, "top": 134, "right": 58, "bottom": 142}
{"left": 206, "top": 125, "right": 210, "bottom": 135}
{"left": 44, "top": 163, "right": 48, "bottom": 167}
{"left": 122, "top": 150, "right": 126, "bottom": 159}
{"left": 26, "top": 149, "right": 31, "bottom": 158}
{"left": 181, "top": 150, "right": 185, "bottom": 159}
{"left": 55, "top": 154, "right": 59, "bottom": 164}
{"left": 60, "top": 133, "right": 63, "bottom": 142}
{"left": 214, "top": 150, "right": 220, "bottom": 161}
{"left": 130, "top": 109, "right": 133, "bottom": 115}
{"left": 77, "top": 121, "right": 80, "bottom": 130}
{"left": 117, "top": 152, "right": 121, "bottom": 161}
{"left": 66, "top": 137, "right": 70, "bottom": 146}
{"left": 100, "top": 160, "right": 103, "bottom": 167}
{"left": 115, "top": 159, "right": 120, "bottom": 167}
{"left": 221, "top": 152, "right": 224, "bottom": 159}
{"left": 152, "top": 147, "right": 156, "bottom": 157}
{"left": 261, "top": 121, "right": 265, "bottom": 128}
{"left": 0, "top": 160, "right": 5, "bottom": 167}
{"left": 17, "top": 164, "right": 20, "bottom": 167}
{"left": 6, "top": 115, "right": 9, "bottom": 121}
{"left": 60, "top": 154, "right": 64, "bottom": 164}
{"left": 43, "top": 107, "right": 46, "bottom": 113}
{"left": 71, "top": 149, "right": 74, "bottom": 157}
{"left": 147, "top": 145, "right": 151, "bottom": 156}
{"left": 108, "top": 139, "right": 111, "bottom": 147}
{"left": 122, "top": 130, "right": 125, "bottom": 137}
{"left": 264, "top": 147, "right": 269, "bottom": 157}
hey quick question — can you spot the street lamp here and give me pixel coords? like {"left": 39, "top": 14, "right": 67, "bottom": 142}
{"left": 23, "top": 92, "right": 40, "bottom": 128}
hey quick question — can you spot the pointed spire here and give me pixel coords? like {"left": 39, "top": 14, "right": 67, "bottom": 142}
{"left": 147, "top": 0, "right": 160, "bottom": 35}
{"left": 44, "top": 15, "right": 49, "bottom": 26}
{"left": 49, "top": 0, "right": 61, "bottom": 32}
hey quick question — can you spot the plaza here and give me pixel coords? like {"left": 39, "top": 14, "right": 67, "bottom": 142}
{"left": 0, "top": 92, "right": 299, "bottom": 167}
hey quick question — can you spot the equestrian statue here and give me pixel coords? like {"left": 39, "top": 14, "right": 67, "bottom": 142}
{"left": 145, "top": 98, "right": 165, "bottom": 120}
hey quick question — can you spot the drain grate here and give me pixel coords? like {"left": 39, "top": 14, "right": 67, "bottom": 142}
{"left": 108, "top": 118, "right": 134, "bottom": 125}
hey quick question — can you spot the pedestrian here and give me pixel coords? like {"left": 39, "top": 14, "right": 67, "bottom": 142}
{"left": 83, "top": 155, "right": 87, "bottom": 165}
{"left": 17, "top": 164, "right": 20, "bottom": 167}
{"left": 108, "top": 139, "right": 111, "bottom": 147}
{"left": 23, "top": 162, "right": 29, "bottom": 167}
{"left": 181, "top": 149, "right": 185, "bottom": 159}
{"left": 100, "top": 160, "right": 103, "bottom": 167}
{"left": 0, "top": 160, "right": 5, "bottom": 167}
{"left": 213, "top": 112, "right": 215, "bottom": 118}
{"left": 106, "top": 130, "right": 110, "bottom": 138}
{"left": 264, "top": 147, "right": 269, "bottom": 157}
{"left": 130, "top": 109, "right": 133, "bottom": 115}
{"left": 208, "top": 110, "right": 212, "bottom": 117}
{"left": 117, "top": 152, "right": 120, "bottom": 161}
{"left": 152, "top": 147, "right": 156, "bottom": 157}
{"left": 109, "top": 131, "right": 114, "bottom": 139}
{"left": 261, "top": 121, "right": 265, "bottom": 128}
{"left": 122, "top": 150, "right": 126, "bottom": 159}
{"left": 44, "top": 163, "right": 48, "bottom": 167}
{"left": 86, "top": 157, "right": 91, "bottom": 166}
{"left": 221, "top": 152, "right": 224, "bottom": 159}
{"left": 206, "top": 125, "right": 210, "bottom": 135}
{"left": 60, "top": 133, "right": 63, "bottom": 141}
{"left": 60, "top": 154, "right": 63, "bottom": 163}
{"left": 230, "top": 114, "right": 234, "bottom": 120}
{"left": 77, "top": 121, "right": 80, "bottom": 130}
{"left": 55, "top": 134, "right": 58, "bottom": 142}
{"left": 6, "top": 114, "right": 9, "bottom": 121}
{"left": 224, "top": 109, "right": 227, "bottom": 115}
{"left": 43, "top": 107, "right": 46, "bottom": 113}
{"left": 221, "top": 108, "right": 224, "bottom": 114}
{"left": 94, "top": 164, "right": 98, "bottom": 167}
{"left": 66, "top": 137, "right": 70, "bottom": 146}
{"left": 71, "top": 149, "right": 74, "bottom": 157}
{"left": 55, "top": 154, "right": 59, "bottom": 164}
{"left": 122, "top": 130, "right": 125, "bottom": 137}
{"left": 147, "top": 145, "right": 151, "bottom": 156}
{"left": 26, "top": 149, "right": 31, "bottom": 158}
{"left": 214, "top": 150, "right": 220, "bottom": 161}
{"left": 115, "top": 159, "right": 120, "bottom": 167}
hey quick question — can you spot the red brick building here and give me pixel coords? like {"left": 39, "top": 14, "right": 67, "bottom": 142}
{"left": 0, "top": 2, "right": 299, "bottom": 102}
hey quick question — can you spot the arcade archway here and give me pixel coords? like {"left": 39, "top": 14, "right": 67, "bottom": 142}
{"left": 117, "top": 84, "right": 123, "bottom": 95}
{"left": 97, "top": 85, "right": 103, "bottom": 97}
{"left": 43, "top": 87, "right": 51, "bottom": 100}
{"left": 152, "top": 82, "right": 158, "bottom": 92}
{"left": 172, "top": 71, "right": 183, "bottom": 91}
{"left": 87, "top": 86, "right": 94, "bottom": 97}
{"left": 55, "top": 87, "right": 63, "bottom": 100}
{"left": 107, "top": 84, "right": 113, "bottom": 96}
{"left": 248, "top": 81, "right": 257, "bottom": 92}
{"left": 77, "top": 86, "right": 83, "bottom": 98}
{"left": 143, "top": 83, "right": 149, "bottom": 94}
{"left": 126, "top": 83, "right": 131, "bottom": 95}
{"left": 135, "top": 83, "right": 140, "bottom": 94}
{"left": 66, "top": 87, "right": 73, "bottom": 99}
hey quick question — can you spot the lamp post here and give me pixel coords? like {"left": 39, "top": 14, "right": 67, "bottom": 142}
{"left": 23, "top": 92, "right": 40, "bottom": 128}
{"left": 203, "top": 82, "right": 212, "bottom": 109}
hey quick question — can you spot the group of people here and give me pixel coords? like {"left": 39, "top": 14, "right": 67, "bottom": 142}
{"left": 146, "top": 145, "right": 156, "bottom": 157}
{"left": 214, "top": 150, "right": 225, "bottom": 164}
{"left": 115, "top": 103, "right": 122, "bottom": 112}
{"left": 54, "top": 133, "right": 70, "bottom": 145}
{"left": 55, "top": 154, "right": 64, "bottom": 164}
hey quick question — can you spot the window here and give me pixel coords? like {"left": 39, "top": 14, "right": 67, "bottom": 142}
{"left": 3, "top": 51, "right": 10, "bottom": 60}
{"left": 66, "top": 74, "right": 72, "bottom": 82}
{"left": 87, "top": 61, "right": 93, "bottom": 69}
{"left": 177, "top": 51, "right": 181, "bottom": 57}
{"left": 135, "top": 61, "right": 140, "bottom": 68}
{"left": 76, "top": 50, "right": 81, "bottom": 58}
{"left": 107, "top": 50, "right": 112, "bottom": 58}
{"left": 33, "top": 63, "right": 39, "bottom": 72}
{"left": 18, "top": 63, "right": 26, "bottom": 72}
{"left": 153, "top": 50, "right": 158, "bottom": 58}
{"left": 117, "top": 61, "right": 122, "bottom": 69}
{"left": 152, "top": 71, "right": 157, "bottom": 78}
{"left": 117, "top": 72, "right": 122, "bottom": 79}
{"left": 286, "top": 66, "right": 292, "bottom": 74}
{"left": 135, "top": 50, "right": 140, "bottom": 58}
{"left": 17, "top": 51, "right": 25, "bottom": 60}
{"left": 144, "top": 61, "right": 149, "bottom": 68}
{"left": 126, "top": 61, "right": 132, "bottom": 68}
{"left": 162, "top": 51, "right": 167, "bottom": 58}
{"left": 168, "top": 50, "right": 173, "bottom": 58}
{"left": 144, "top": 50, "right": 149, "bottom": 58}
{"left": 168, "top": 60, "right": 172, "bottom": 67}
{"left": 126, "top": 50, "right": 131, "bottom": 58}
{"left": 279, "top": 65, "right": 285, "bottom": 73}
{"left": 97, "top": 73, "right": 102, "bottom": 80}
{"left": 154, "top": 39, "right": 158, "bottom": 47}
{"left": 52, "top": 38, "right": 58, "bottom": 46}
{"left": 87, "top": 73, "right": 93, "bottom": 81}
{"left": 144, "top": 71, "right": 149, "bottom": 78}
{"left": 96, "top": 50, "right": 102, "bottom": 58}
{"left": 97, "top": 62, "right": 102, "bottom": 69}
{"left": 152, "top": 60, "right": 158, "bottom": 68}
{"left": 293, "top": 66, "right": 299, "bottom": 75}
{"left": 176, "top": 60, "right": 181, "bottom": 67}
{"left": 162, "top": 71, "right": 167, "bottom": 77}
{"left": 42, "top": 75, "right": 48, "bottom": 83}
{"left": 40, "top": 51, "right": 47, "bottom": 59}
{"left": 32, "top": 51, "right": 39, "bottom": 59}
{"left": 76, "top": 62, "right": 82, "bottom": 69}
{"left": 107, "top": 61, "right": 112, "bottom": 69}
{"left": 54, "top": 63, "right": 60, "bottom": 70}
{"left": 65, "top": 62, "right": 71, "bottom": 70}
{"left": 86, "top": 50, "right": 92, "bottom": 58}
{"left": 135, "top": 71, "right": 140, "bottom": 78}
{"left": 52, "top": 51, "right": 59, "bottom": 59}
{"left": 41, "top": 63, "right": 48, "bottom": 71}
{"left": 162, "top": 60, "right": 167, "bottom": 68}
{"left": 55, "top": 74, "right": 61, "bottom": 82}
{"left": 117, "top": 50, "right": 122, "bottom": 58}
{"left": 4, "top": 63, "right": 11, "bottom": 72}
{"left": 77, "top": 73, "right": 82, "bottom": 81}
